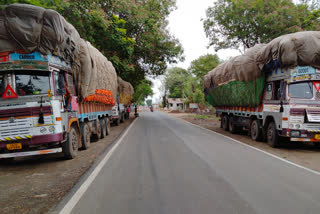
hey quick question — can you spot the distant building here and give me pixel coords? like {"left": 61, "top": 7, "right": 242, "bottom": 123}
{"left": 167, "top": 98, "right": 186, "bottom": 111}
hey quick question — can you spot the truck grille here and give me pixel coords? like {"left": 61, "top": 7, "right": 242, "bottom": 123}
{"left": 0, "top": 118, "right": 32, "bottom": 140}
{"left": 305, "top": 124, "right": 320, "bottom": 131}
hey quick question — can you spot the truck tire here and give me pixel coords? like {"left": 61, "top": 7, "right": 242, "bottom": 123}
{"left": 100, "top": 118, "right": 107, "bottom": 139}
{"left": 228, "top": 116, "right": 238, "bottom": 134}
{"left": 92, "top": 119, "right": 102, "bottom": 142}
{"left": 267, "top": 121, "right": 280, "bottom": 147}
{"left": 105, "top": 118, "right": 111, "bottom": 136}
{"left": 80, "top": 122, "right": 91, "bottom": 149}
{"left": 63, "top": 125, "right": 79, "bottom": 159}
{"left": 114, "top": 117, "right": 119, "bottom": 126}
{"left": 120, "top": 113, "right": 124, "bottom": 123}
{"left": 251, "top": 120, "right": 262, "bottom": 141}
{"left": 222, "top": 115, "right": 229, "bottom": 131}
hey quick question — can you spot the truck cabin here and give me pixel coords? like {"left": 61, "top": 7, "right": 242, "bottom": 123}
{"left": 0, "top": 53, "right": 75, "bottom": 109}
{"left": 265, "top": 67, "right": 320, "bottom": 103}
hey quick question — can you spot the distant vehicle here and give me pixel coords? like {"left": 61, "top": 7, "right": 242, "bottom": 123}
{"left": 150, "top": 106, "right": 153, "bottom": 112}
{"left": 111, "top": 103, "right": 126, "bottom": 126}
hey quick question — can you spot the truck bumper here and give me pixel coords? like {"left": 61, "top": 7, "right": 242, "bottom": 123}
{"left": 0, "top": 133, "right": 63, "bottom": 148}
{"left": 0, "top": 148, "right": 62, "bottom": 159}
{"left": 290, "top": 138, "right": 320, "bottom": 142}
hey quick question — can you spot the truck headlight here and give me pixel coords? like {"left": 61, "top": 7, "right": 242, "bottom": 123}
{"left": 289, "top": 124, "right": 294, "bottom": 128}
{"left": 295, "top": 124, "right": 301, "bottom": 129}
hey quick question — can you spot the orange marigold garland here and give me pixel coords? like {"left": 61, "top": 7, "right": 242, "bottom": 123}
{"left": 83, "top": 89, "right": 115, "bottom": 106}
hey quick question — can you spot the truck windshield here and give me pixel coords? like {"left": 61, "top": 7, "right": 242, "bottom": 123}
{"left": 0, "top": 71, "right": 50, "bottom": 97}
{"left": 15, "top": 71, "right": 50, "bottom": 96}
{"left": 288, "top": 82, "right": 313, "bottom": 99}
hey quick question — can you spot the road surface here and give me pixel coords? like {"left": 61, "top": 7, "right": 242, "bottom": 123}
{"left": 58, "top": 112, "right": 320, "bottom": 214}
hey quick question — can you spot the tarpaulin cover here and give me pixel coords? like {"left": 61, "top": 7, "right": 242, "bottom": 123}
{"left": 0, "top": 4, "right": 80, "bottom": 60}
{"left": 256, "top": 31, "right": 320, "bottom": 70}
{"left": 117, "top": 76, "right": 134, "bottom": 106}
{"left": 85, "top": 41, "right": 118, "bottom": 100}
{"left": 203, "top": 44, "right": 266, "bottom": 107}
{"left": 0, "top": 4, "right": 119, "bottom": 102}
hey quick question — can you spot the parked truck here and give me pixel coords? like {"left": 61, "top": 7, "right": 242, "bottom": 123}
{"left": 0, "top": 4, "right": 118, "bottom": 159}
{"left": 111, "top": 77, "right": 134, "bottom": 125}
{"left": 111, "top": 103, "right": 125, "bottom": 126}
{"left": 0, "top": 52, "right": 114, "bottom": 159}
{"left": 204, "top": 31, "right": 320, "bottom": 147}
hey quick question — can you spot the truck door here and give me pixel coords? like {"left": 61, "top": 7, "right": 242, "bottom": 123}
{"left": 263, "top": 80, "right": 286, "bottom": 130}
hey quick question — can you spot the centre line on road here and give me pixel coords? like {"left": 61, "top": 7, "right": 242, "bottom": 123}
{"left": 59, "top": 117, "right": 140, "bottom": 214}
{"left": 175, "top": 116, "right": 320, "bottom": 176}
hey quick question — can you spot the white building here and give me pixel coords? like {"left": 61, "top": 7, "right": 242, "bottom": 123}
{"left": 167, "top": 98, "right": 186, "bottom": 111}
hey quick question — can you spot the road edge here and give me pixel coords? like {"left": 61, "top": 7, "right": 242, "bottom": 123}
{"left": 50, "top": 117, "right": 139, "bottom": 214}
{"left": 172, "top": 113, "right": 320, "bottom": 176}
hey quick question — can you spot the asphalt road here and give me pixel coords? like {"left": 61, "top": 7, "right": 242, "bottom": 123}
{"left": 60, "top": 112, "right": 320, "bottom": 214}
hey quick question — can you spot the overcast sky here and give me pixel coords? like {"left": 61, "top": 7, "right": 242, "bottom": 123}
{"left": 150, "top": 0, "right": 241, "bottom": 103}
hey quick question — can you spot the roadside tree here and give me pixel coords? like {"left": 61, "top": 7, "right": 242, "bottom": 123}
{"left": 203, "top": 0, "right": 320, "bottom": 51}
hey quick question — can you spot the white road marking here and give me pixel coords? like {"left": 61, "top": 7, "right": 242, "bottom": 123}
{"left": 178, "top": 116, "right": 320, "bottom": 176}
{"left": 59, "top": 117, "right": 139, "bottom": 214}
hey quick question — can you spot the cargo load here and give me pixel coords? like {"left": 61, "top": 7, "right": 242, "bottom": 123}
{"left": 204, "top": 44, "right": 266, "bottom": 107}
{"left": 0, "top": 3, "right": 118, "bottom": 100}
{"left": 204, "top": 31, "right": 320, "bottom": 107}
{"left": 117, "top": 76, "right": 134, "bottom": 106}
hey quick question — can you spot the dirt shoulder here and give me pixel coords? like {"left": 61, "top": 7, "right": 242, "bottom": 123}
{"left": 0, "top": 116, "right": 135, "bottom": 214}
{"left": 169, "top": 112, "right": 320, "bottom": 173}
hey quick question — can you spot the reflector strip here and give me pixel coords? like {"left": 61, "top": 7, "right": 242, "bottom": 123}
{"left": 0, "top": 135, "right": 32, "bottom": 141}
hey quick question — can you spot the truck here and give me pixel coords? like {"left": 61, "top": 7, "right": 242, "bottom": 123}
{"left": 204, "top": 31, "right": 320, "bottom": 148}
{"left": 111, "top": 103, "right": 126, "bottom": 126}
{"left": 111, "top": 77, "right": 134, "bottom": 125}
{"left": 0, "top": 52, "right": 113, "bottom": 159}
{"left": 0, "top": 4, "right": 119, "bottom": 160}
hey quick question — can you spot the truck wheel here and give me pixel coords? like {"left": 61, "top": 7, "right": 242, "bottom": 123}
{"left": 228, "top": 117, "right": 238, "bottom": 134}
{"left": 120, "top": 113, "right": 124, "bottom": 123}
{"left": 114, "top": 117, "right": 119, "bottom": 126}
{"left": 105, "top": 118, "right": 111, "bottom": 136}
{"left": 92, "top": 119, "right": 102, "bottom": 142}
{"left": 63, "top": 125, "right": 79, "bottom": 159}
{"left": 80, "top": 122, "right": 91, "bottom": 149}
{"left": 267, "top": 121, "right": 280, "bottom": 148}
{"left": 222, "top": 115, "right": 229, "bottom": 131}
{"left": 251, "top": 120, "right": 262, "bottom": 141}
{"left": 100, "top": 118, "right": 107, "bottom": 139}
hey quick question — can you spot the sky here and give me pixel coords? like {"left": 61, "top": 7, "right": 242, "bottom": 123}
{"left": 150, "top": 0, "right": 240, "bottom": 104}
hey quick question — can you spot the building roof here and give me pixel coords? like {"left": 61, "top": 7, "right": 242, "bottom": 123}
{"left": 167, "top": 98, "right": 185, "bottom": 104}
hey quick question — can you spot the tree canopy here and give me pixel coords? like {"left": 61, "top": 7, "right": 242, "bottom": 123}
{"left": 133, "top": 80, "right": 153, "bottom": 106}
{"left": 189, "top": 54, "right": 220, "bottom": 84}
{"left": 164, "top": 67, "right": 191, "bottom": 99}
{"left": 203, "top": 0, "right": 320, "bottom": 51}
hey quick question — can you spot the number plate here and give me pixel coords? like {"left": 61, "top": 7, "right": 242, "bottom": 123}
{"left": 6, "top": 143, "right": 22, "bottom": 150}
{"left": 315, "top": 134, "right": 320, "bottom": 140}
